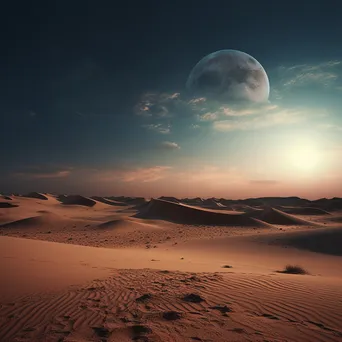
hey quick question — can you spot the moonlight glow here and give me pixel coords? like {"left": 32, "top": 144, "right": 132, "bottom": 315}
{"left": 286, "top": 143, "right": 322, "bottom": 174}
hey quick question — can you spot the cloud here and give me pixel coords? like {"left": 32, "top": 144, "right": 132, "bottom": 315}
{"left": 135, "top": 92, "right": 181, "bottom": 117}
{"left": 160, "top": 141, "right": 180, "bottom": 150}
{"left": 272, "top": 60, "right": 342, "bottom": 98}
{"left": 122, "top": 166, "right": 171, "bottom": 182}
{"left": 213, "top": 107, "right": 310, "bottom": 131}
{"left": 142, "top": 123, "right": 171, "bottom": 134}
{"left": 14, "top": 169, "right": 72, "bottom": 179}
{"left": 188, "top": 97, "right": 206, "bottom": 105}
{"left": 197, "top": 103, "right": 279, "bottom": 122}
{"left": 135, "top": 92, "right": 209, "bottom": 122}
{"left": 97, "top": 166, "right": 172, "bottom": 183}
{"left": 198, "top": 112, "right": 220, "bottom": 121}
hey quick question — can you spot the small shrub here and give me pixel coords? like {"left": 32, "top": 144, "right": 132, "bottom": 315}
{"left": 280, "top": 264, "right": 308, "bottom": 275}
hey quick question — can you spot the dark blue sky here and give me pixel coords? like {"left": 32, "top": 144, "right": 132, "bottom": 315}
{"left": 1, "top": 1, "right": 342, "bottom": 198}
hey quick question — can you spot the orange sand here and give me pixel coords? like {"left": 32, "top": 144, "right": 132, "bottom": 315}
{"left": 1, "top": 195, "right": 342, "bottom": 341}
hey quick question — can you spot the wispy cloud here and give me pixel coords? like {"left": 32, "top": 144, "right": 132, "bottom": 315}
{"left": 142, "top": 123, "right": 171, "bottom": 134}
{"left": 99, "top": 166, "right": 172, "bottom": 183}
{"left": 197, "top": 103, "right": 278, "bottom": 121}
{"left": 120, "top": 166, "right": 171, "bottom": 183}
{"left": 135, "top": 92, "right": 181, "bottom": 117}
{"left": 198, "top": 112, "right": 220, "bottom": 121}
{"left": 213, "top": 107, "right": 310, "bottom": 131}
{"left": 135, "top": 92, "right": 208, "bottom": 121}
{"left": 273, "top": 60, "right": 342, "bottom": 98}
{"left": 160, "top": 141, "right": 180, "bottom": 150}
{"left": 14, "top": 169, "right": 72, "bottom": 179}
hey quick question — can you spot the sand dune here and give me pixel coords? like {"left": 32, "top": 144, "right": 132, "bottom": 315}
{"left": 198, "top": 199, "right": 229, "bottom": 210}
{"left": 0, "top": 202, "right": 18, "bottom": 208}
{"left": 135, "top": 199, "right": 269, "bottom": 226}
{"left": 0, "top": 212, "right": 68, "bottom": 230}
{"left": 261, "top": 226, "right": 342, "bottom": 256}
{"left": 249, "top": 206, "right": 316, "bottom": 225}
{"left": 0, "top": 195, "right": 12, "bottom": 200}
{"left": 58, "top": 194, "right": 97, "bottom": 207}
{"left": 311, "top": 197, "right": 342, "bottom": 211}
{"left": 109, "top": 196, "right": 147, "bottom": 205}
{"left": 130, "top": 201, "right": 151, "bottom": 211}
{"left": 324, "top": 214, "right": 342, "bottom": 223}
{"left": 91, "top": 196, "right": 127, "bottom": 206}
{"left": 158, "top": 196, "right": 180, "bottom": 203}
{"left": 22, "top": 192, "right": 48, "bottom": 200}
{"left": 97, "top": 217, "right": 162, "bottom": 233}
{"left": 279, "top": 206, "right": 331, "bottom": 215}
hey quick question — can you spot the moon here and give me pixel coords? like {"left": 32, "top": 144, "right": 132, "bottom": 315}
{"left": 186, "top": 50, "right": 270, "bottom": 103}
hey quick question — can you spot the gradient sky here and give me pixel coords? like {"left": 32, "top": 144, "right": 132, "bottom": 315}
{"left": 1, "top": 2, "right": 342, "bottom": 199}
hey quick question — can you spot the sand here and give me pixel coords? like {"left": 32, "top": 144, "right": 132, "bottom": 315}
{"left": 1, "top": 195, "right": 342, "bottom": 341}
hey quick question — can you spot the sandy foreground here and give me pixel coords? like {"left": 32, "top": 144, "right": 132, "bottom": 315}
{"left": 1, "top": 194, "right": 342, "bottom": 341}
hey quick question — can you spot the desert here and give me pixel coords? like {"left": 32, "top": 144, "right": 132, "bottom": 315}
{"left": 2, "top": 3, "right": 342, "bottom": 341}
{"left": 1, "top": 193, "right": 342, "bottom": 341}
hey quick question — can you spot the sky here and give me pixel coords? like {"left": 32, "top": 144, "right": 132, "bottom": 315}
{"left": 1, "top": 1, "right": 342, "bottom": 199}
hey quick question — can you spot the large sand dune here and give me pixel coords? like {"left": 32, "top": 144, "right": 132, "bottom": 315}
{"left": 91, "top": 196, "right": 127, "bottom": 206}
{"left": 249, "top": 206, "right": 316, "bottom": 225}
{"left": 0, "top": 202, "right": 18, "bottom": 208}
{"left": 260, "top": 226, "right": 342, "bottom": 256}
{"left": 0, "top": 212, "right": 68, "bottom": 230}
{"left": 279, "top": 206, "right": 331, "bottom": 215}
{"left": 57, "top": 194, "right": 97, "bottom": 207}
{"left": 22, "top": 192, "right": 49, "bottom": 200}
{"left": 0, "top": 195, "right": 12, "bottom": 200}
{"left": 135, "top": 199, "right": 268, "bottom": 226}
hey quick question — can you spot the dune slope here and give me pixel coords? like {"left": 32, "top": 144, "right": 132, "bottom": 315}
{"left": 249, "top": 207, "right": 316, "bottom": 225}
{"left": 135, "top": 199, "right": 269, "bottom": 226}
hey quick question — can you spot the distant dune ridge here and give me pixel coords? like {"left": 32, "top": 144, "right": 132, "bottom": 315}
{"left": 135, "top": 198, "right": 268, "bottom": 226}
{"left": 91, "top": 196, "right": 127, "bottom": 206}
{"left": 108, "top": 196, "right": 147, "bottom": 205}
{"left": 133, "top": 199, "right": 316, "bottom": 227}
{"left": 248, "top": 206, "right": 315, "bottom": 226}
{"left": 278, "top": 206, "right": 331, "bottom": 216}
{"left": 158, "top": 196, "right": 180, "bottom": 203}
{"left": 57, "top": 194, "right": 97, "bottom": 207}
{"left": 22, "top": 192, "right": 48, "bottom": 200}
{"left": 310, "top": 197, "right": 342, "bottom": 211}
{"left": 0, "top": 194, "right": 12, "bottom": 200}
